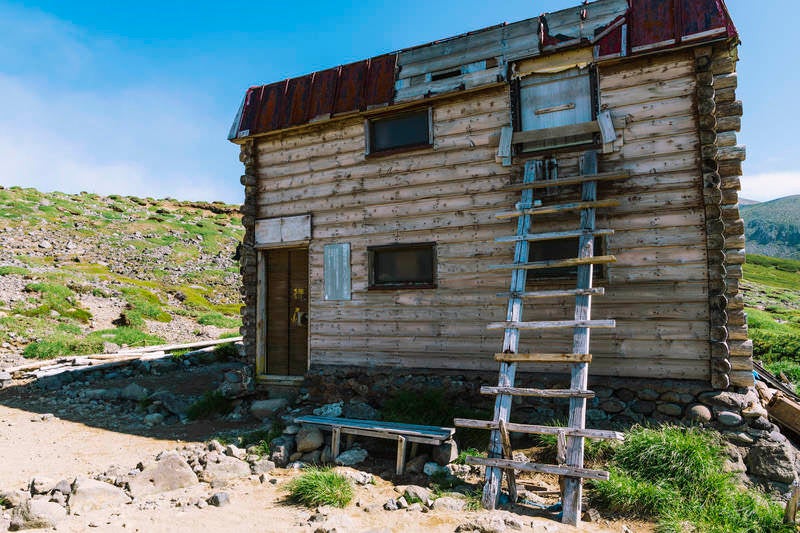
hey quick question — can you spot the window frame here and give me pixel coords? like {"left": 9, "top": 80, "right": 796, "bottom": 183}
{"left": 365, "top": 107, "right": 433, "bottom": 157}
{"left": 525, "top": 235, "right": 609, "bottom": 283}
{"left": 367, "top": 242, "right": 437, "bottom": 290}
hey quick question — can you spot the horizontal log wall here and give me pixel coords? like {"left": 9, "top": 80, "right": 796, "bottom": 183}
{"left": 250, "top": 49, "right": 714, "bottom": 381}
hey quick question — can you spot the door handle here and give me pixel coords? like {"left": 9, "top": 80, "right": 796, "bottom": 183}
{"left": 291, "top": 307, "right": 308, "bottom": 327}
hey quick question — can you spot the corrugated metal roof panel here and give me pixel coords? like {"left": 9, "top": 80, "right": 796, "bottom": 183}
{"left": 307, "top": 67, "right": 339, "bottom": 121}
{"left": 364, "top": 54, "right": 397, "bottom": 108}
{"left": 333, "top": 60, "right": 368, "bottom": 114}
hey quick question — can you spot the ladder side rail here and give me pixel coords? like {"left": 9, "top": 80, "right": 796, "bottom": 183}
{"left": 482, "top": 159, "right": 541, "bottom": 510}
{"left": 562, "top": 150, "right": 599, "bottom": 526}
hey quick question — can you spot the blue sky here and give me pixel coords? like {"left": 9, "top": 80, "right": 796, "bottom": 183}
{"left": 0, "top": 0, "right": 795, "bottom": 204}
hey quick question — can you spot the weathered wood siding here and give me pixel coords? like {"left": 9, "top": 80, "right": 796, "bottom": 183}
{"left": 252, "top": 50, "right": 712, "bottom": 381}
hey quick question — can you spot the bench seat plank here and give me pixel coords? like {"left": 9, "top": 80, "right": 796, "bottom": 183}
{"left": 295, "top": 415, "right": 455, "bottom": 441}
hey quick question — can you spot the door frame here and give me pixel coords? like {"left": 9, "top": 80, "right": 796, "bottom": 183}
{"left": 255, "top": 243, "right": 309, "bottom": 384}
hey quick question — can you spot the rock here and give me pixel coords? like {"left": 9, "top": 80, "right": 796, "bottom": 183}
{"left": 29, "top": 476, "right": 56, "bottom": 495}
{"left": 270, "top": 436, "right": 296, "bottom": 468}
{"left": 455, "top": 514, "right": 507, "bottom": 532}
{"left": 296, "top": 426, "right": 324, "bottom": 453}
{"left": 600, "top": 399, "right": 625, "bottom": 414}
{"left": 224, "top": 444, "right": 247, "bottom": 460}
{"left": 320, "top": 445, "right": 333, "bottom": 464}
{"left": 396, "top": 496, "right": 409, "bottom": 509}
{"left": 199, "top": 456, "right": 251, "bottom": 483}
{"left": 313, "top": 401, "right": 343, "bottom": 418}
{"left": 0, "top": 489, "right": 25, "bottom": 508}
{"left": 207, "top": 492, "right": 230, "bottom": 507}
{"left": 656, "top": 403, "right": 683, "bottom": 417}
{"left": 339, "top": 469, "right": 372, "bottom": 485}
{"left": 289, "top": 452, "right": 303, "bottom": 462}
{"left": 432, "top": 496, "right": 466, "bottom": 511}
{"left": 251, "top": 459, "right": 276, "bottom": 475}
{"left": 686, "top": 404, "right": 712, "bottom": 423}
{"left": 149, "top": 391, "right": 190, "bottom": 416}
{"left": 407, "top": 503, "right": 423, "bottom": 512}
{"left": 403, "top": 485, "right": 431, "bottom": 505}
{"left": 208, "top": 440, "right": 225, "bottom": 453}
{"left": 582, "top": 507, "right": 601, "bottom": 522}
{"left": 724, "top": 431, "right": 755, "bottom": 446}
{"left": 144, "top": 413, "right": 164, "bottom": 426}
{"left": 301, "top": 450, "right": 323, "bottom": 463}
{"left": 742, "top": 402, "right": 768, "bottom": 420}
{"left": 9, "top": 499, "right": 66, "bottom": 530}
{"left": 717, "top": 411, "right": 744, "bottom": 427}
{"left": 745, "top": 440, "right": 797, "bottom": 484}
{"left": 37, "top": 240, "right": 51, "bottom": 249}
{"left": 699, "top": 391, "right": 747, "bottom": 409}
{"left": 432, "top": 439, "right": 459, "bottom": 466}
{"left": 335, "top": 448, "right": 368, "bottom": 467}
{"left": 127, "top": 451, "right": 198, "bottom": 498}
{"left": 637, "top": 389, "right": 660, "bottom": 401}
{"left": 68, "top": 477, "right": 131, "bottom": 514}
{"left": 343, "top": 401, "right": 380, "bottom": 420}
{"left": 102, "top": 342, "right": 120, "bottom": 354}
{"left": 383, "top": 499, "right": 398, "bottom": 511}
{"left": 283, "top": 425, "right": 300, "bottom": 435}
{"left": 423, "top": 462, "right": 447, "bottom": 476}
{"left": 405, "top": 454, "right": 428, "bottom": 474}
{"left": 120, "top": 383, "right": 149, "bottom": 402}
{"left": 250, "top": 398, "right": 288, "bottom": 419}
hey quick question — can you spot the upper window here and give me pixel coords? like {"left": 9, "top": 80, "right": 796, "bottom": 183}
{"left": 369, "top": 243, "right": 436, "bottom": 289}
{"left": 366, "top": 109, "right": 432, "bottom": 155}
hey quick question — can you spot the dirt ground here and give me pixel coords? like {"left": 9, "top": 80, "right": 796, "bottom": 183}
{"left": 0, "top": 385, "right": 655, "bottom": 533}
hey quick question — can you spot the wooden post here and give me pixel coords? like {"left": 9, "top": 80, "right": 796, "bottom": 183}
{"left": 483, "top": 160, "right": 541, "bottom": 509}
{"left": 331, "top": 427, "right": 341, "bottom": 460}
{"left": 396, "top": 435, "right": 408, "bottom": 475}
{"left": 562, "top": 151, "right": 598, "bottom": 526}
{"left": 498, "top": 419, "right": 518, "bottom": 502}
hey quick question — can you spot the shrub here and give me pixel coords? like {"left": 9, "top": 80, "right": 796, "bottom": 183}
{"left": 285, "top": 467, "right": 353, "bottom": 508}
{"left": 590, "top": 426, "right": 790, "bottom": 532}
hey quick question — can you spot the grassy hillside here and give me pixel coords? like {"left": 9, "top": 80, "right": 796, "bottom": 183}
{"left": 0, "top": 186, "right": 243, "bottom": 359}
{"left": 742, "top": 254, "right": 800, "bottom": 381}
{"left": 741, "top": 195, "right": 800, "bottom": 259}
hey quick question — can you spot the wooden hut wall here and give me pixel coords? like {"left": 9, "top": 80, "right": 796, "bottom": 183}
{"left": 252, "top": 49, "right": 712, "bottom": 381}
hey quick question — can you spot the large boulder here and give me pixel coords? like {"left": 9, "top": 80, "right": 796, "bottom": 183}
{"left": 745, "top": 440, "right": 797, "bottom": 484}
{"left": 199, "top": 455, "right": 251, "bottom": 483}
{"left": 9, "top": 499, "right": 67, "bottom": 530}
{"left": 335, "top": 448, "right": 368, "bottom": 467}
{"left": 68, "top": 477, "right": 131, "bottom": 514}
{"left": 296, "top": 426, "right": 324, "bottom": 453}
{"left": 250, "top": 398, "right": 288, "bottom": 419}
{"left": 432, "top": 439, "right": 459, "bottom": 466}
{"left": 128, "top": 451, "right": 198, "bottom": 498}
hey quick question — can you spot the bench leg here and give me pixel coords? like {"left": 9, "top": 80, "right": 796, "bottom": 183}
{"left": 331, "top": 427, "right": 341, "bottom": 461}
{"left": 410, "top": 442, "right": 418, "bottom": 459}
{"left": 396, "top": 435, "right": 407, "bottom": 476}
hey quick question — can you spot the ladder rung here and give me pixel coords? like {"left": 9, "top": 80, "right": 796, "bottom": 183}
{"left": 495, "top": 199, "right": 620, "bottom": 220}
{"left": 453, "top": 418, "right": 624, "bottom": 441}
{"left": 480, "top": 386, "right": 595, "bottom": 398}
{"left": 487, "top": 319, "right": 616, "bottom": 330}
{"left": 505, "top": 170, "right": 632, "bottom": 191}
{"left": 495, "top": 228, "right": 614, "bottom": 243}
{"left": 464, "top": 455, "right": 609, "bottom": 481}
{"left": 489, "top": 255, "right": 616, "bottom": 271}
{"left": 494, "top": 353, "right": 592, "bottom": 363}
{"left": 496, "top": 288, "right": 605, "bottom": 299}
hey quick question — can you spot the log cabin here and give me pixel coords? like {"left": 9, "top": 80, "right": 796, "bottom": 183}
{"left": 228, "top": 0, "right": 749, "bottom": 402}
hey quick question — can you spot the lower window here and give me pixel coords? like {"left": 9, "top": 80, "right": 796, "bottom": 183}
{"left": 368, "top": 243, "right": 436, "bottom": 289}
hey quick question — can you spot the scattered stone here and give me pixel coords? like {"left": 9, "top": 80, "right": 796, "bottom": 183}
{"left": 29, "top": 476, "right": 56, "bottom": 496}
{"left": 405, "top": 454, "right": 428, "bottom": 474}
{"left": 37, "top": 240, "right": 52, "bottom": 249}
{"left": 283, "top": 424, "right": 300, "bottom": 435}
{"left": 423, "top": 462, "right": 447, "bottom": 476}
{"left": 403, "top": 485, "right": 431, "bottom": 505}
{"left": 68, "top": 477, "right": 131, "bottom": 514}
{"left": 207, "top": 492, "right": 230, "bottom": 507}
{"left": 656, "top": 403, "right": 683, "bottom": 417}
{"left": 270, "top": 436, "right": 296, "bottom": 468}
{"left": 343, "top": 401, "right": 380, "bottom": 420}
{"left": 407, "top": 503, "right": 423, "bottom": 512}
{"left": 335, "top": 448, "right": 368, "bottom": 467}
{"left": 699, "top": 391, "right": 746, "bottom": 409}
{"left": 383, "top": 499, "right": 398, "bottom": 511}
{"left": 102, "top": 342, "right": 120, "bottom": 354}
{"left": 250, "top": 398, "right": 288, "bottom": 419}
{"left": 432, "top": 496, "right": 466, "bottom": 511}
{"left": 251, "top": 459, "right": 276, "bottom": 475}
{"left": 199, "top": 456, "right": 251, "bottom": 483}
{"left": 289, "top": 452, "right": 303, "bottom": 462}
{"left": 296, "top": 426, "right": 324, "bottom": 453}
{"left": 717, "top": 411, "right": 743, "bottom": 427}
{"left": 149, "top": 391, "right": 190, "bottom": 416}
{"left": 686, "top": 404, "right": 712, "bottom": 423}
{"left": 0, "top": 489, "right": 25, "bottom": 508}
{"left": 313, "top": 401, "right": 343, "bottom": 418}
{"left": 143, "top": 413, "right": 164, "bottom": 426}
{"left": 396, "top": 496, "right": 409, "bottom": 509}
{"left": 207, "top": 440, "right": 225, "bottom": 453}
{"left": 224, "top": 444, "right": 247, "bottom": 460}
{"left": 455, "top": 514, "right": 507, "bottom": 532}
{"left": 128, "top": 451, "right": 199, "bottom": 498}
{"left": 582, "top": 507, "right": 601, "bottom": 522}
{"left": 9, "top": 498, "right": 66, "bottom": 531}
{"left": 120, "top": 383, "right": 149, "bottom": 402}
{"left": 432, "top": 439, "right": 459, "bottom": 466}
{"left": 339, "top": 469, "right": 373, "bottom": 486}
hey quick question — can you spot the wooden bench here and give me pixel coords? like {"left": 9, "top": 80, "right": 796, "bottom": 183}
{"left": 294, "top": 415, "right": 455, "bottom": 475}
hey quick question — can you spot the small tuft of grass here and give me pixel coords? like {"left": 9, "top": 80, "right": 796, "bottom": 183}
{"left": 285, "top": 467, "right": 353, "bottom": 508}
{"left": 187, "top": 390, "right": 233, "bottom": 420}
{"left": 454, "top": 448, "right": 485, "bottom": 465}
{"left": 197, "top": 312, "right": 241, "bottom": 328}
{"left": 0, "top": 266, "right": 28, "bottom": 276}
{"left": 213, "top": 342, "right": 239, "bottom": 360}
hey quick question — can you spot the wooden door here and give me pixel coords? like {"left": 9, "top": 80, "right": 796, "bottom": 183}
{"left": 264, "top": 248, "right": 308, "bottom": 376}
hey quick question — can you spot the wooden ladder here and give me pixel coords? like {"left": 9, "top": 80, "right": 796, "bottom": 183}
{"left": 454, "top": 151, "right": 628, "bottom": 526}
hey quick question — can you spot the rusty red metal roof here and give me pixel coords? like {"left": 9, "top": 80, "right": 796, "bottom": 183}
{"left": 230, "top": 0, "right": 737, "bottom": 141}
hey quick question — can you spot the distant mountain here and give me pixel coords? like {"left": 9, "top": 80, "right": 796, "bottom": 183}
{"left": 740, "top": 198, "right": 760, "bottom": 206}
{"left": 742, "top": 195, "right": 800, "bottom": 260}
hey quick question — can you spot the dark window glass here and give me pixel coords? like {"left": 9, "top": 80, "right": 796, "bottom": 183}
{"left": 527, "top": 237, "right": 605, "bottom": 280}
{"left": 369, "top": 110, "right": 430, "bottom": 153}
{"left": 369, "top": 243, "right": 435, "bottom": 288}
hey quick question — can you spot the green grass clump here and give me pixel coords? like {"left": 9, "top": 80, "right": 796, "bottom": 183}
{"left": 454, "top": 447, "right": 486, "bottom": 465}
{"left": 0, "top": 266, "right": 28, "bottom": 276}
{"left": 285, "top": 467, "right": 353, "bottom": 508}
{"left": 187, "top": 390, "right": 233, "bottom": 420}
{"left": 213, "top": 342, "right": 239, "bottom": 360}
{"left": 197, "top": 312, "right": 241, "bottom": 328}
{"left": 22, "top": 327, "right": 164, "bottom": 359}
{"left": 85, "top": 327, "right": 164, "bottom": 347}
{"left": 591, "top": 426, "right": 789, "bottom": 532}
{"left": 19, "top": 282, "right": 92, "bottom": 322}
{"left": 120, "top": 287, "right": 172, "bottom": 324}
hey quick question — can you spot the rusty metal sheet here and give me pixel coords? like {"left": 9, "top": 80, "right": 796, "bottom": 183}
{"left": 239, "top": 86, "right": 263, "bottom": 136}
{"left": 364, "top": 54, "right": 397, "bottom": 108}
{"left": 595, "top": 16, "right": 625, "bottom": 58}
{"left": 286, "top": 75, "right": 313, "bottom": 127}
{"left": 308, "top": 67, "right": 339, "bottom": 121}
{"left": 254, "top": 81, "right": 287, "bottom": 134}
{"left": 629, "top": 0, "right": 677, "bottom": 50}
{"left": 680, "top": 0, "right": 735, "bottom": 40}
{"left": 334, "top": 60, "right": 368, "bottom": 114}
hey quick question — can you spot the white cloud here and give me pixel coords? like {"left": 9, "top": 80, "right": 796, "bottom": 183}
{"left": 0, "top": 6, "right": 242, "bottom": 205}
{"left": 739, "top": 171, "right": 800, "bottom": 203}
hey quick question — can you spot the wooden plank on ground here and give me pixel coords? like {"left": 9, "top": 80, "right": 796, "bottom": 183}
{"left": 494, "top": 353, "right": 592, "bottom": 363}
